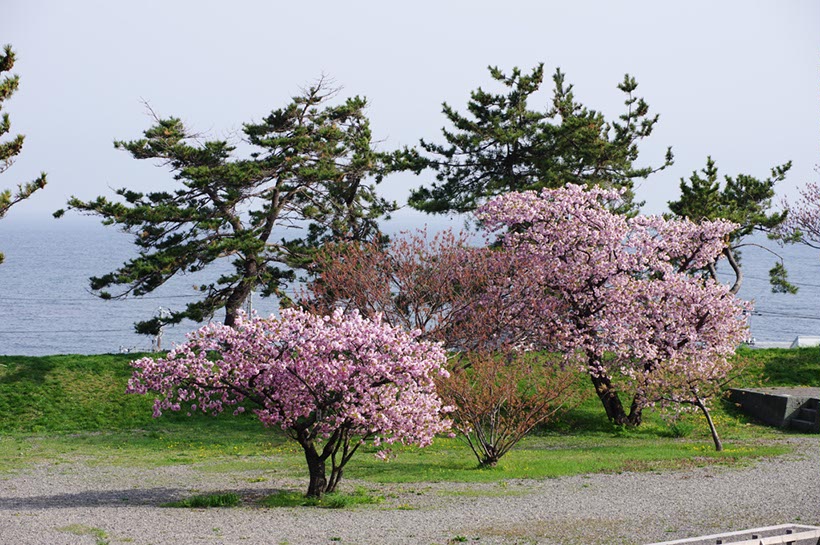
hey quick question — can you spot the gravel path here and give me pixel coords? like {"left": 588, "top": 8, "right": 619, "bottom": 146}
{"left": 0, "top": 437, "right": 817, "bottom": 545}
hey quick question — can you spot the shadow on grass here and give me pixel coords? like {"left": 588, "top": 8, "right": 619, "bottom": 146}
{"left": 538, "top": 406, "right": 617, "bottom": 435}
{"left": 0, "top": 356, "right": 58, "bottom": 387}
{"left": 0, "top": 486, "right": 291, "bottom": 510}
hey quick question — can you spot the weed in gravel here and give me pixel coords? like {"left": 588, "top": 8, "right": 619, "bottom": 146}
{"left": 162, "top": 492, "right": 241, "bottom": 508}
{"left": 259, "top": 487, "right": 383, "bottom": 509}
{"left": 57, "top": 524, "right": 110, "bottom": 545}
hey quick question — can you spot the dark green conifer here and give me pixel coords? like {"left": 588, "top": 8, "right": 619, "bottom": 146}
{"left": 399, "top": 64, "right": 673, "bottom": 216}
{"left": 58, "top": 80, "right": 396, "bottom": 333}
{"left": 0, "top": 45, "right": 47, "bottom": 265}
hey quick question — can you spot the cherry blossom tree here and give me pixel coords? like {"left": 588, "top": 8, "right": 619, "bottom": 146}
{"left": 780, "top": 179, "right": 820, "bottom": 252}
{"left": 308, "top": 190, "right": 748, "bottom": 448}
{"left": 127, "top": 308, "right": 451, "bottom": 497}
{"left": 477, "top": 185, "right": 748, "bottom": 431}
{"left": 306, "top": 230, "right": 470, "bottom": 339}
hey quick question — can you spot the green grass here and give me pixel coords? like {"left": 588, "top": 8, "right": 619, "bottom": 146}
{"left": 341, "top": 436, "right": 788, "bottom": 483}
{"left": 0, "top": 423, "right": 790, "bottom": 482}
{"left": 0, "top": 420, "right": 297, "bottom": 473}
{"left": 259, "top": 487, "right": 383, "bottom": 508}
{"left": 0, "top": 353, "right": 184, "bottom": 433}
{"left": 731, "top": 345, "right": 820, "bottom": 387}
{"left": 162, "top": 492, "right": 241, "bottom": 508}
{"left": 0, "top": 349, "right": 813, "bottom": 483}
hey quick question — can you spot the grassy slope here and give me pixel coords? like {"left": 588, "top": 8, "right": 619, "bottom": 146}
{"left": 0, "top": 353, "right": 212, "bottom": 432}
{"left": 3, "top": 347, "right": 817, "bottom": 434}
{"left": 731, "top": 345, "right": 820, "bottom": 388}
{"left": 0, "top": 348, "right": 815, "bottom": 480}
{"left": 0, "top": 354, "right": 150, "bottom": 432}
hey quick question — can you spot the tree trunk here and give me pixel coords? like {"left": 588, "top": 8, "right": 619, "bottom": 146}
{"left": 627, "top": 394, "right": 644, "bottom": 427}
{"left": 302, "top": 442, "right": 328, "bottom": 498}
{"left": 480, "top": 456, "right": 499, "bottom": 468}
{"left": 589, "top": 373, "right": 630, "bottom": 426}
{"left": 224, "top": 259, "right": 258, "bottom": 327}
{"left": 723, "top": 247, "right": 743, "bottom": 295}
{"left": 695, "top": 397, "right": 723, "bottom": 452}
{"left": 326, "top": 465, "right": 343, "bottom": 494}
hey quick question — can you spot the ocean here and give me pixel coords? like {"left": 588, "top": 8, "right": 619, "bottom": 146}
{"left": 0, "top": 215, "right": 818, "bottom": 356}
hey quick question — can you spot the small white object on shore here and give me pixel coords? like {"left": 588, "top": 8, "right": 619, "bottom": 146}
{"left": 744, "top": 335, "right": 820, "bottom": 349}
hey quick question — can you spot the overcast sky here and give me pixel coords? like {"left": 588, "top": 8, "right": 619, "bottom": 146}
{"left": 1, "top": 0, "right": 818, "bottom": 225}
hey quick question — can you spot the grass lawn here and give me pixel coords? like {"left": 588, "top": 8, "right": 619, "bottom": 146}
{"left": 731, "top": 345, "right": 820, "bottom": 388}
{"left": 0, "top": 348, "right": 816, "bottom": 483}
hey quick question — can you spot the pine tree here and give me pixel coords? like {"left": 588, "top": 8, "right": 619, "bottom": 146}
{"left": 668, "top": 156, "right": 794, "bottom": 293}
{"left": 0, "top": 44, "right": 47, "bottom": 265}
{"left": 57, "top": 80, "right": 397, "bottom": 334}
{"left": 399, "top": 64, "right": 673, "bottom": 216}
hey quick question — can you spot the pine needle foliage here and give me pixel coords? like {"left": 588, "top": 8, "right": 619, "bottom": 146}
{"left": 0, "top": 44, "right": 47, "bottom": 265}
{"left": 57, "top": 79, "right": 397, "bottom": 333}
{"left": 397, "top": 64, "right": 673, "bottom": 216}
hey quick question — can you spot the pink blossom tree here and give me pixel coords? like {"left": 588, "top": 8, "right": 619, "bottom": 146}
{"left": 477, "top": 184, "right": 748, "bottom": 432}
{"left": 127, "top": 308, "right": 451, "bottom": 497}
{"left": 307, "top": 189, "right": 748, "bottom": 448}
{"left": 780, "top": 179, "right": 820, "bottom": 252}
{"left": 306, "top": 229, "right": 472, "bottom": 339}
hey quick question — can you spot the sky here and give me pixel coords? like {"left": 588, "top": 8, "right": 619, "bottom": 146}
{"left": 1, "top": 0, "right": 818, "bottom": 226}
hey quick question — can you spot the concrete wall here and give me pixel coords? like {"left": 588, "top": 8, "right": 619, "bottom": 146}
{"left": 728, "top": 389, "right": 806, "bottom": 427}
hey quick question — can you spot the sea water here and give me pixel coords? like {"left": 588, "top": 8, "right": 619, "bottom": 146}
{"left": 0, "top": 215, "right": 817, "bottom": 356}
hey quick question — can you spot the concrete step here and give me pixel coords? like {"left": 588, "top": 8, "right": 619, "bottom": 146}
{"left": 797, "top": 407, "right": 817, "bottom": 420}
{"left": 790, "top": 418, "right": 820, "bottom": 433}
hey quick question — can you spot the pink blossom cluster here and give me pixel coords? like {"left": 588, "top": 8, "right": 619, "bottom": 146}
{"left": 612, "top": 272, "right": 750, "bottom": 406}
{"left": 478, "top": 184, "right": 735, "bottom": 284}
{"left": 127, "top": 308, "right": 452, "bottom": 451}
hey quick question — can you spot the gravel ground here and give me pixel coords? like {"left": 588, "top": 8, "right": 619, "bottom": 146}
{"left": 0, "top": 437, "right": 817, "bottom": 545}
